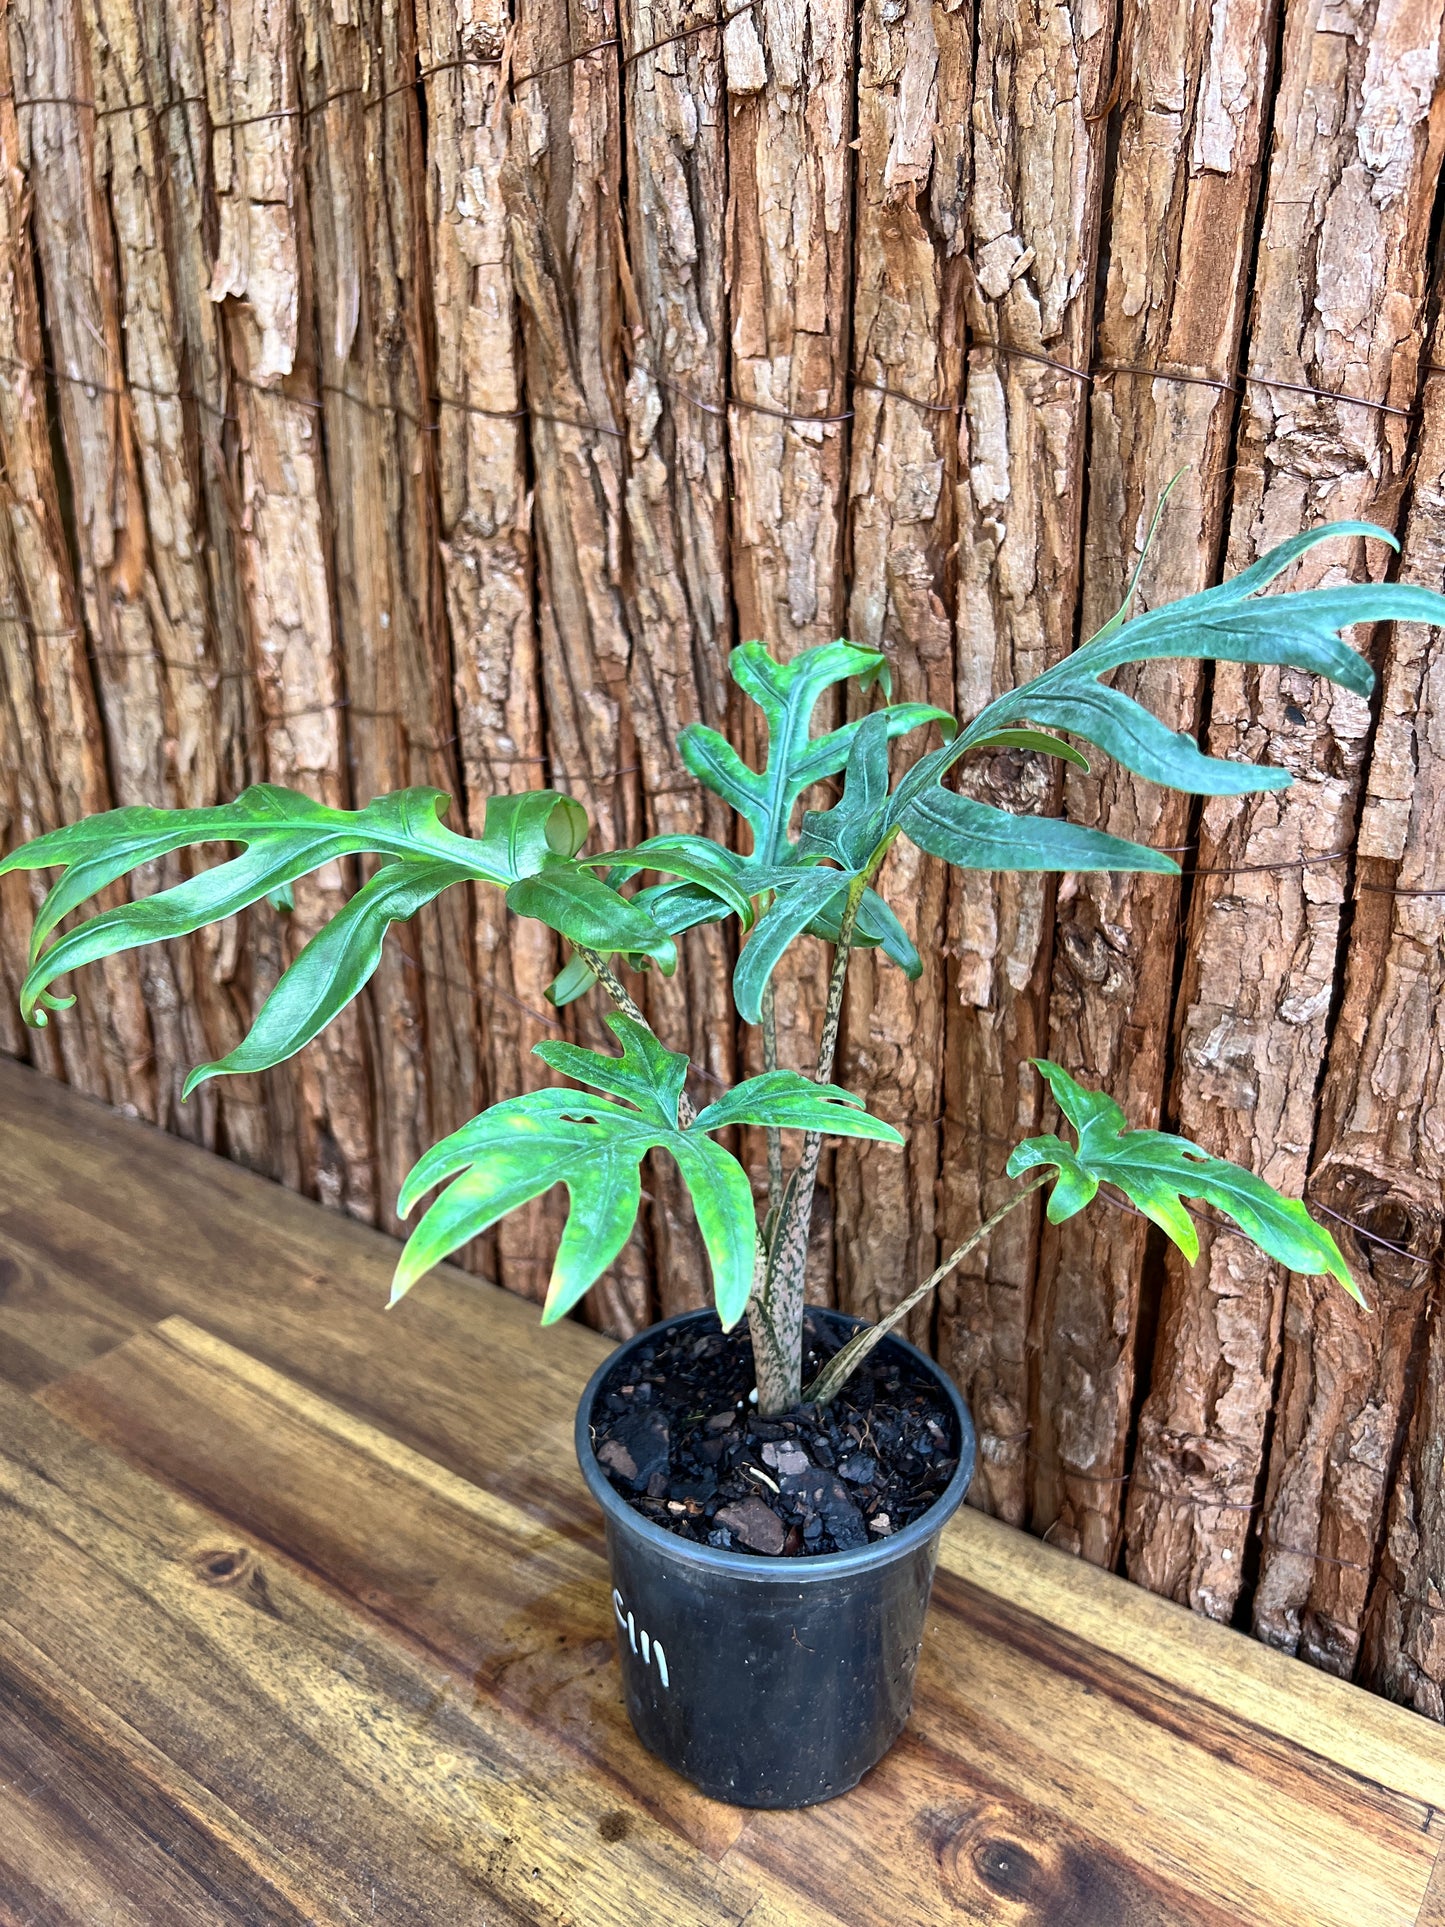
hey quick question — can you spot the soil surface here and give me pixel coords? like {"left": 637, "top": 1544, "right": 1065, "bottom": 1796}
{"left": 590, "top": 1312, "right": 961, "bottom": 1557}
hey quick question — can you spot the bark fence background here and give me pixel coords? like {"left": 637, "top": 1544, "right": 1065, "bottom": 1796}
{"left": 1, "top": 0, "right": 1444, "bottom": 1708}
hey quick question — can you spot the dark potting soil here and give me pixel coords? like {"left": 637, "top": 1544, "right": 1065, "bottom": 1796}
{"left": 589, "top": 1312, "right": 960, "bottom": 1557}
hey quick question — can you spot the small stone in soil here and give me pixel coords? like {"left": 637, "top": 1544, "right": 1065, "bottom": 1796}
{"left": 869, "top": 1513, "right": 892, "bottom": 1536}
{"left": 779, "top": 1469, "right": 867, "bottom": 1550}
{"left": 838, "top": 1452, "right": 876, "bottom": 1485}
{"left": 762, "top": 1441, "right": 810, "bottom": 1477}
{"left": 597, "top": 1407, "right": 670, "bottom": 1493}
{"left": 713, "top": 1498, "right": 786, "bottom": 1556}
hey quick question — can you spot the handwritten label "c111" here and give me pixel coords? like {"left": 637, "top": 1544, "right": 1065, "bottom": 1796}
{"left": 613, "top": 1589, "right": 670, "bottom": 1688}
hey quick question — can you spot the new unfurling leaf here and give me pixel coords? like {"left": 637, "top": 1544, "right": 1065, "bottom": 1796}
{"left": 1007, "top": 1060, "right": 1361, "bottom": 1303}
{"left": 392, "top": 1015, "right": 902, "bottom": 1323}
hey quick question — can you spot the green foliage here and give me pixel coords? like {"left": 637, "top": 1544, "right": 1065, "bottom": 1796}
{"left": 0, "top": 785, "right": 676, "bottom": 1085}
{"left": 1007, "top": 1061, "right": 1360, "bottom": 1302}
{"left": 3, "top": 507, "right": 1420, "bottom": 1343}
{"left": 721, "top": 522, "right": 1438, "bottom": 1020}
{"left": 392, "top": 1015, "right": 902, "bottom": 1323}
{"left": 550, "top": 643, "right": 949, "bottom": 1004}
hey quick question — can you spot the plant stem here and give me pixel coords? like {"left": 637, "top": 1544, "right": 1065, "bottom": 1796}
{"left": 749, "top": 861, "right": 877, "bottom": 1414}
{"left": 760, "top": 979, "right": 783, "bottom": 1213}
{"left": 577, "top": 945, "right": 696, "bottom": 1128}
{"left": 804, "top": 1171, "right": 1050, "bottom": 1407}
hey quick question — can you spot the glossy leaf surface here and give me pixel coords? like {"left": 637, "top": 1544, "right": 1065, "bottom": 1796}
{"left": 0, "top": 785, "right": 674, "bottom": 1079}
{"left": 393, "top": 1015, "right": 901, "bottom": 1322}
{"left": 1007, "top": 1060, "right": 1361, "bottom": 1303}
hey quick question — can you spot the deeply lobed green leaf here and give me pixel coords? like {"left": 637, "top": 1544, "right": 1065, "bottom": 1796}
{"left": 0, "top": 784, "right": 675, "bottom": 1083}
{"left": 723, "top": 521, "right": 1443, "bottom": 1022}
{"left": 392, "top": 1014, "right": 902, "bottom": 1321}
{"left": 1006, "top": 1060, "right": 1361, "bottom": 1303}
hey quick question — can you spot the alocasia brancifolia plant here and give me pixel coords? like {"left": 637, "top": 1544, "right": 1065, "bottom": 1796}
{"left": 5, "top": 508, "right": 1438, "bottom": 1424}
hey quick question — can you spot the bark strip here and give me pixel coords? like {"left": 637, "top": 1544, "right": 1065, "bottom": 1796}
{"left": 301, "top": 0, "right": 483, "bottom": 1232}
{"left": 0, "top": 24, "right": 151, "bottom": 1103}
{"left": 419, "top": 0, "right": 556, "bottom": 1290}
{"left": 1255, "top": 291, "right": 1445, "bottom": 1676}
{"left": 1029, "top": 0, "right": 1278, "bottom": 1567}
{"left": 937, "top": 0, "right": 1117, "bottom": 1525}
{"left": 204, "top": 0, "right": 378, "bottom": 1218}
{"left": 1125, "top": 0, "right": 1445, "bottom": 1618}
{"left": 620, "top": 0, "right": 737, "bottom": 1313}
{"left": 833, "top": 0, "right": 971, "bottom": 1347}
{"left": 505, "top": 0, "right": 650, "bottom": 1332}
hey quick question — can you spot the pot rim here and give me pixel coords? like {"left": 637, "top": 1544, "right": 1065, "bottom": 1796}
{"left": 575, "top": 1305, "right": 976, "bottom": 1585}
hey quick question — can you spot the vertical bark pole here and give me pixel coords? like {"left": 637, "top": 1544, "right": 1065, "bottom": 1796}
{"left": 1362, "top": 1290, "right": 1445, "bottom": 1718}
{"left": 620, "top": 0, "right": 738, "bottom": 1313}
{"left": 8, "top": 0, "right": 253, "bottom": 1146}
{"left": 204, "top": 0, "right": 377, "bottom": 1218}
{"left": 0, "top": 30, "right": 152, "bottom": 1101}
{"left": 301, "top": 0, "right": 482, "bottom": 1230}
{"left": 1126, "top": 0, "right": 1445, "bottom": 1618}
{"left": 723, "top": 0, "right": 855, "bottom": 1300}
{"left": 505, "top": 0, "right": 650, "bottom": 1333}
{"left": 937, "top": 0, "right": 1116, "bottom": 1523}
{"left": 833, "top": 0, "right": 971, "bottom": 1334}
{"left": 1028, "top": 0, "right": 1278, "bottom": 1565}
{"left": 418, "top": 0, "right": 558, "bottom": 1293}
{"left": 77, "top": 0, "right": 282, "bottom": 1170}
{"left": 1253, "top": 302, "right": 1445, "bottom": 1673}
{"left": 725, "top": 0, "right": 853, "bottom": 661}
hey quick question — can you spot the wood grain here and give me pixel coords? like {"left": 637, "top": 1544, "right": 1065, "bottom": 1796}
{"left": 3, "top": 1066, "right": 1444, "bottom": 1925}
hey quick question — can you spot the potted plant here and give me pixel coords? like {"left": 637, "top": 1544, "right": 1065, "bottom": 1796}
{"left": 4, "top": 510, "right": 1438, "bottom": 1806}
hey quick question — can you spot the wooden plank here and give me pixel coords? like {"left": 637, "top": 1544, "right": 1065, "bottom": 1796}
{"left": 1029, "top": 0, "right": 1278, "bottom": 1567}
{"left": 0, "top": 1053, "right": 605, "bottom": 1513}
{"left": 1125, "top": 0, "right": 1445, "bottom": 1620}
{"left": 31, "top": 1307, "right": 1445, "bottom": 1926}
{"left": 38, "top": 1315, "right": 745, "bottom": 1862}
{"left": 0, "top": 1378, "right": 789, "bottom": 1927}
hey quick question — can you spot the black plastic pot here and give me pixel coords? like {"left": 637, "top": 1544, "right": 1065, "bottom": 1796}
{"left": 575, "top": 1307, "right": 976, "bottom": 1808}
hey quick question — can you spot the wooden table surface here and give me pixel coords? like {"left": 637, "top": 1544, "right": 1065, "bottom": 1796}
{"left": 3, "top": 1056, "right": 1445, "bottom": 1925}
